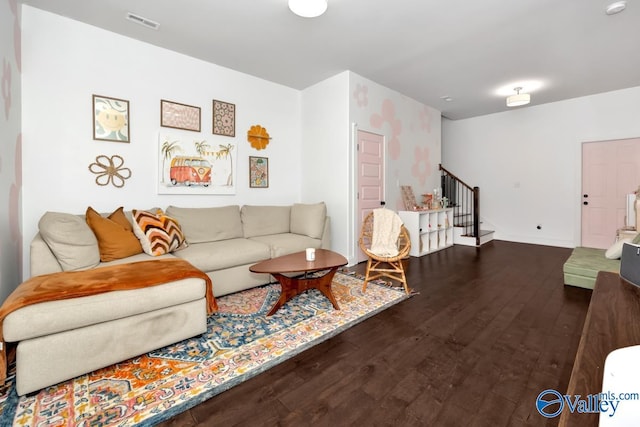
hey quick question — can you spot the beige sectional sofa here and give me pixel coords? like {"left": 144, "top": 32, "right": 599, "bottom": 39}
{"left": 4, "top": 202, "right": 330, "bottom": 395}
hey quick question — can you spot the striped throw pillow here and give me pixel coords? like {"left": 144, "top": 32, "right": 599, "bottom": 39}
{"left": 132, "top": 209, "right": 187, "bottom": 256}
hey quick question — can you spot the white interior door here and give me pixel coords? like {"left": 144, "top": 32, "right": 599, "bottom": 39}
{"left": 581, "top": 138, "right": 640, "bottom": 248}
{"left": 357, "top": 130, "right": 385, "bottom": 263}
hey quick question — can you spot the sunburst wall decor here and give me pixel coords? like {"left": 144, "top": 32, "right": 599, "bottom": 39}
{"left": 247, "top": 125, "right": 271, "bottom": 150}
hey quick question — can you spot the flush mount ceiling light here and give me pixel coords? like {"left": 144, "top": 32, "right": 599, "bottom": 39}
{"left": 506, "top": 87, "right": 531, "bottom": 107}
{"left": 288, "top": 0, "right": 327, "bottom": 18}
{"left": 605, "top": 1, "right": 627, "bottom": 15}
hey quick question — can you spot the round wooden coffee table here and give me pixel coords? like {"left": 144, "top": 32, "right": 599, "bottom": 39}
{"left": 249, "top": 249, "right": 348, "bottom": 316}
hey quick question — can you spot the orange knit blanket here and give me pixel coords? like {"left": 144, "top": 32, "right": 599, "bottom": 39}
{"left": 0, "top": 258, "right": 217, "bottom": 385}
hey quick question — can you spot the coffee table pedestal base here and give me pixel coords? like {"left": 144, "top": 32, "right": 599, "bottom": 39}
{"left": 268, "top": 268, "right": 340, "bottom": 316}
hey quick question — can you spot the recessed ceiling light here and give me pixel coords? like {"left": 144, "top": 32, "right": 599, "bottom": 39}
{"left": 440, "top": 96, "right": 453, "bottom": 102}
{"left": 288, "top": 0, "right": 328, "bottom": 18}
{"left": 605, "top": 1, "right": 626, "bottom": 15}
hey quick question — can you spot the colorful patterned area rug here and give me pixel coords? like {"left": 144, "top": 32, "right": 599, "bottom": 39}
{"left": 0, "top": 271, "right": 409, "bottom": 426}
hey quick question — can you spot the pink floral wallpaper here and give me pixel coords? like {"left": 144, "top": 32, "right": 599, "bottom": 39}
{"left": 411, "top": 145, "right": 432, "bottom": 186}
{"left": 351, "top": 74, "right": 440, "bottom": 212}
{"left": 370, "top": 99, "right": 402, "bottom": 160}
{"left": 353, "top": 83, "right": 368, "bottom": 107}
{"left": 1, "top": 0, "right": 22, "bottom": 301}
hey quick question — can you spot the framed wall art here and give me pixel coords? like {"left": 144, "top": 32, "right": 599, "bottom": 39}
{"left": 158, "top": 133, "right": 237, "bottom": 195}
{"left": 160, "top": 99, "right": 201, "bottom": 132}
{"left": 249, "top": 156, "right": 269, "bottom": 188}
{"left": 93, "top": 94, "right": 130, "bottom": 142}
{"left": 213, "top": 99, "right": 235, "bottom": 137}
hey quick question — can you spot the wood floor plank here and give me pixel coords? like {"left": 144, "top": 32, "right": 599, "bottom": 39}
{"left": 158, "top": 241, "right": 592, "bottom": 426}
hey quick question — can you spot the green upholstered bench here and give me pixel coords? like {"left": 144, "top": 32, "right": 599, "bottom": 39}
{"left": 563, "top": 247, "right": 620, "bottom": 290}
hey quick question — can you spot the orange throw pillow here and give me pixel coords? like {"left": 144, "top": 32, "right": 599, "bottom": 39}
{"left": 86, "top": 207, "right": 143, "bottom": 262}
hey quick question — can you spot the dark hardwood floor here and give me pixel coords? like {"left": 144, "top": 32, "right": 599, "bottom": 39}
{"left": 158, "top": 241, "right": 592, "bottom": 427}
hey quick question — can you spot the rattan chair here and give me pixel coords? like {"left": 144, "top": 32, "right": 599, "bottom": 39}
{"left": 358, "top": 211, "right": 411, "bottom": 295}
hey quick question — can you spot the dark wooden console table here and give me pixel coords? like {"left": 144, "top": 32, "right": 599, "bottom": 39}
{"left": 559, "top": 271, "right": 640, "bottom": 426}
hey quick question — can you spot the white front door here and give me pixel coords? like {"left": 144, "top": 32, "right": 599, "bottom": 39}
{"left": 357, "top": 130, "right": 385, "bottom": 263}
{"left": 581, "top": 138, "right": 640, "bottom": 249}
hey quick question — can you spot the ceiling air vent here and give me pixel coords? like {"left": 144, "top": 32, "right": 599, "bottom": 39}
{"left": 126, "top": 12, "right": 160, "bottom": 30}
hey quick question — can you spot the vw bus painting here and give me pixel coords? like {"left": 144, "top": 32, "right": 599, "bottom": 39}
{"left": 169, "top": 156, "right": 211, "bottom": 187}
{"left": 159, "top": 134, "right": 237, "bottom": 195}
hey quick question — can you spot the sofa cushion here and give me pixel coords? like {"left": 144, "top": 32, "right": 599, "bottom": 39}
{"left": 98, "top": 252, "right": 176, "bottom": 268}
{"left": 38, "top": 212, "right": 100, "bottom": 271}
{"left": 249, "top": 233, "right": 322, "bottom": 258}
{"left": 132, "top": 209, "right": 187, "bottom": 256}
{"left": 86, "top": 206, "right": 143, "bottom": 262}
{"left": 241, "top": 205, "right": 291, "bottom": 238}
{"left": 165, "top": 205, "right": 243, "bottom": 243}
{"left": 171, "top": 238, "right": 270, "bottom": 272}
{"left": 3, "top": 277, "right": 206, "bottom": 341}
{"left": 290, "top": 202, "right": 326, "bottom": 239}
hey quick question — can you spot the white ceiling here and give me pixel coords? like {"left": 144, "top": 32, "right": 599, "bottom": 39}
{"left": 20, "top": 0, "right": 640, "bottom": 120}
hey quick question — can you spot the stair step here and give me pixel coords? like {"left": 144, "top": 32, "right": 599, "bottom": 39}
{"left": 454, "top": 221, "right": 473, "bottom": 227}
{"left": 460, "top": 229, "right": 494, "bottom": 238}
{"left": 453, "top": 229, "right": 494, "bottom": 247}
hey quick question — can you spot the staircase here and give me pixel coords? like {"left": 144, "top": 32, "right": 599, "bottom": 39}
{"left": 440, "top": 164, "right": 494, "bottom": 247}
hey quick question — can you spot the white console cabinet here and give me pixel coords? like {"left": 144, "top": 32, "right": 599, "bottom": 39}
{"left": 399, "top": 208, "right": 454, "bottom": 257}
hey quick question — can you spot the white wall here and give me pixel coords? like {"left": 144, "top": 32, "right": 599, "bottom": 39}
{"left": 21, "top": 6, "right": 302, "bottom": 277}
{"left": 442, "top": 86, "right": 640, "bottom": 248}
{"left": 0, "top": 0, "right": 22, "bottom": 301}
{"left": 300, "top": 71, "right": 351, "bottom": 259}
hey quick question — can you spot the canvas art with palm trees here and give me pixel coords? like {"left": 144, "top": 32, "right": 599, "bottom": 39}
{"left": 158, "top": 133, "right": 236, "bottom": 194}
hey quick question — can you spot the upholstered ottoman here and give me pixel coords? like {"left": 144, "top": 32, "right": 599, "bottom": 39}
{"left": 563, "top": 247, "right": 620, "bottom": 290}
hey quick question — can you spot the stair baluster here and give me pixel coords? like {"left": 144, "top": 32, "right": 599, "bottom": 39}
{"left": 439, "top": 164, "right": 480, "bottom": 246}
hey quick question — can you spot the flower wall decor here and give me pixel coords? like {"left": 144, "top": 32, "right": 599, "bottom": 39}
{"left": 212, "top": 99, "right": 235, "bottom": 137}
{"left": 88, "top": 154, "right": 131, "bottom": 188}
{"left": 247, "top": 125, "right": 270, "bottom": 150}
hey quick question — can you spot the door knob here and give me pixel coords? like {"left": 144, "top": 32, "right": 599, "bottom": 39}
{"left": 583, "top": 201, "right": 588, "bottom": 205}
{"left": 583, "top": 194, "right": 588, "bottom": 198}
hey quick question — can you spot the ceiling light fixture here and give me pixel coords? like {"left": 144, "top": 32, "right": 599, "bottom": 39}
{"left": 288, "top": 0, "right": 327, "bottom": 18}
{"left": 605, "top": 1, "right": 627, "bottom": 15}
{"left": 506, "top": 87, "right": 530, "bottom": 107}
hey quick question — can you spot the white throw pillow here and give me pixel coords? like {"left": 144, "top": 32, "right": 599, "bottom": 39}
{"left": 38, "top": 212, "right": 100, "bottom": 271}
{"left": 605, "top": 236, "right": 634, "bottom": 259}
